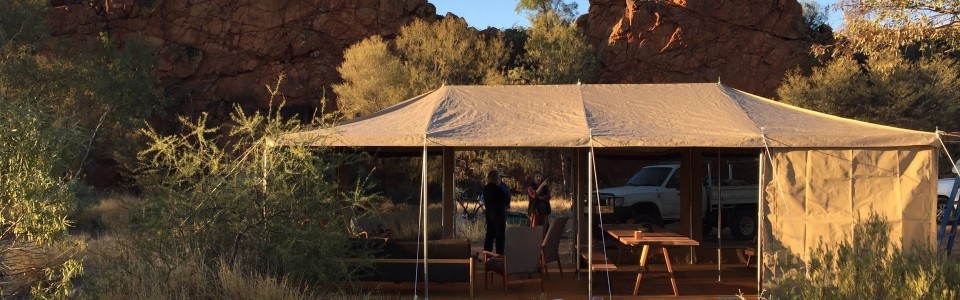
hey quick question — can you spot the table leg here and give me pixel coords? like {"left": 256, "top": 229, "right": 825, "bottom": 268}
{"left": 662, "top": 247, "right": 678, "bottom": 296}
{"left": 633, "top": 245, "right": 650, "bottom": 296}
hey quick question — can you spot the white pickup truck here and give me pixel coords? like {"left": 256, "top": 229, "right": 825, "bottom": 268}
{"left": 938, "top": 178, "right": 960, "bottom": 222}
{"left": 593, "top": 163, "right": 759, "bottom": 240}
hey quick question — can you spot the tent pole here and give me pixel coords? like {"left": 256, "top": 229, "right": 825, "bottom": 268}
{"left": 574, "top": 148, "right": 583, "bottom": 280}
{"left": 422, "top": 144, "right": 429, "bottom": 298}
{"left": 757, "top": 150, "right": 764, "bottom": 295}
{"left": 717, "top": 149, "right": 722, "bottom": 282}
{"left": 587, "top": 147, "right": 594, "bottom": 298}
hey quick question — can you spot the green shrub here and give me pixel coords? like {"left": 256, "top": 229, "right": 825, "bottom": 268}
{"left": 0, "top": 100, "right": 87, "bottom": 298}
{"left": 767, "top": 214, "right": 960, "bottom": 299}
{"left": 129, "top": 77, "right": 373, "bottom": 285}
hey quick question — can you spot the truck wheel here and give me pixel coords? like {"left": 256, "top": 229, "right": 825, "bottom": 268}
{"left": 703, "top": 221, "right": 715, "bottom": 235}
{"left": 730, "top": 209, "right": 756, "bottom": 240}
{"left": 630, "top": 209, "right": 662, "bottom": 227}
{"left": 938, "top": 196, "right": 952, "bottom": 223}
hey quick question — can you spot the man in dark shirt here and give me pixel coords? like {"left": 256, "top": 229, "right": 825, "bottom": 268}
{"left": 482, "top": 170, "right": 508, "bottom": 254}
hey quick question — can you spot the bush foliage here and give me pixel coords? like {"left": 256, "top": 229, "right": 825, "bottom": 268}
{"left": 130, "top": 78, "right": 373, "bottom": 283}
{"left": 778, "top": 54, "right": 960, "bottom": 132}
{"left": 768, "top": 215, "right": 960, "bottom": 299}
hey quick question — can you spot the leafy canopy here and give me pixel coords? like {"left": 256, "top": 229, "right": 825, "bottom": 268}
{"left": 777, "top": 54, "right": 960, "bottom": 131}
{"left": 334, "top": 16, "right": 507, "bottom": 118}
{"left": 334, "top": 36, "right": 410, "bottom": 119}
{"left": 514, "top": 9, "right": 598, "bottom": 84}
{"left": 516, "top": 0, "right": 580, "bottom": 22}
{"left": 838, "top": 0, "right": 960, "bottom": 56}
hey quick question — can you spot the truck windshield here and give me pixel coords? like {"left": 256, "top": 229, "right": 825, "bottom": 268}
{"left": 626, "top": 167, "right": 673, "bottom": 186}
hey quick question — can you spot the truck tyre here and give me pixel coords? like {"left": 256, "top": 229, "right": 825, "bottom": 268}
{"left": 730, "top": 208, "right": 756, "bottom": 240}
{"left": 703, "top": 220, "right": 716, "bottom": 235}
{"left": 630, "top": 206, "right": 662, "bottom": 226}
{"left": 938, "top": 196, "right": 953, "bottom": 223}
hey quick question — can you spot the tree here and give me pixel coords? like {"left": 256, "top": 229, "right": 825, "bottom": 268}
{"left": 518, "top": 10, "right": 598, "bottom": 84}
{"left": 395, "top": 17, "right": 509, "bottom": 92}
{"left": 333, "top": 36, "right": 411, "bottom": 118}
{"left": 837, "top": 0, "right": 960, "bottom": 56}
{"left": 801, "top": 0, "right": 829, "bottom": 32}
{"left": 334, "top": 16, "right": 508, "bottom": 118}
{"left": 777, "top": 54, "right": 960, "bottom": 132}
{"left": 516, "top": 0, "right": 579, "bottom": 22}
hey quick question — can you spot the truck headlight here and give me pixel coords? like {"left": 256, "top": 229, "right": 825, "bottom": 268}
{"left": 613, "top": 197, "right": 624, "bottom": 207}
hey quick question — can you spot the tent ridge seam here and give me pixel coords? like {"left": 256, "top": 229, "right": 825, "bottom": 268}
{"left": 422, "top": 86, "right": 449, "bottom": 146}
{"left": 577, "top": 84, "right": 594, "bottom": 147}
{"left": 718, "top": 84, "right": 765, "bottom": 137}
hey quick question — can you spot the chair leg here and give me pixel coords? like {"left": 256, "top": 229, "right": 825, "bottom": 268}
{"left": 745, "top": 254, "right": 753, "bottom": 267}
{"left": 503, "top": 274, "right": 508, "bottom": 295}
{"left": 540, "top": 251, "right": 549, "bottom": 280}
{"left": 484, "top": 271, "right": 488, "bottom": 289}
{"left": 556, "top": 260, "right": 563, "bottom": 278}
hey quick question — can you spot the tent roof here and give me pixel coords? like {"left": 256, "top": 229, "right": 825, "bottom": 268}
{"left": 281, "top": 83, "right": 937, "bottom": 148}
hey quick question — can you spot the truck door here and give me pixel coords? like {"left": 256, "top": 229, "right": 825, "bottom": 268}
{"left": 661, "top": 169, "right": 682, "bottom": 220}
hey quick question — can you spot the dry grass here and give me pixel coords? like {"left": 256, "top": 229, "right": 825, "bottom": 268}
{"left": 374, "top": 202, "right": 444, "bottom": 240}
{"left": 1, "top": 236, "right": 85, "bottom": 297}
{"left": 72, "top": 193, "right": 137, "bottom": 235}
{"left": 216, "top": 261, "right": 318, "bottom": 300}
{"left": 81, "top": 237, "right": 322, "bottom": 300}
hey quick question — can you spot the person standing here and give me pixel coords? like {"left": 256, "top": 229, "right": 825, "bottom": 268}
{"left": 480, "top": 170, "right": 511, "bottom": 210}
{"left": 482, "top": 170, "right": 508, "bottom": 254}
{"left": 526, "top": 171, "right": 551, "bottom": 231}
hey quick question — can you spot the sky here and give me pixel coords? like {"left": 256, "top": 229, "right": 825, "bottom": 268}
{"left": 432, "top": 0, "right": 843, "bottom": 30}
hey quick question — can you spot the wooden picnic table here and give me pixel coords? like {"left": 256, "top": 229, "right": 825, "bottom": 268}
{"left": 604, "top": 224, "right": 699, "bottom": 296}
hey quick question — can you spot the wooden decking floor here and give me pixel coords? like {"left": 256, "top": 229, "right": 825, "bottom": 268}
{"left": 354, "top": 263, "right": 758, "bottom": 299}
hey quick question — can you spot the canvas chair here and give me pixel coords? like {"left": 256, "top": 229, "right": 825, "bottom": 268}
{"left": 540, "top": 216, "right": 568, "bottom": 279}
{"left": 484, "top": 226, "right": 545, "bottom": 295}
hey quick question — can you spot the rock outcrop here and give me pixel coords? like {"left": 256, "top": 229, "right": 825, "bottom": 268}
{"left": 580, "top": 0, "right": 816, "bottom": 97}
{"left": 48, "top": 0, "right": 436, "bottom": 116}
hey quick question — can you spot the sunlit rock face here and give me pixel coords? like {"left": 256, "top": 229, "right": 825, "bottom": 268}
{"left": 579, "top": 0, "right": 817, "bottom": 97}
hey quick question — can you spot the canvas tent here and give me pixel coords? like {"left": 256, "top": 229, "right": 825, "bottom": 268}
{"left": 282, "top": 83, "right": 938, "bottom": 297}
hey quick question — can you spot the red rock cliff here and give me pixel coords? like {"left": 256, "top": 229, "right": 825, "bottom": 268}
{"left": 581, "top": 0, "right": 816, "bottom": 97}
{"left": 48, "top": 0, "right": 436, "bottom": 116}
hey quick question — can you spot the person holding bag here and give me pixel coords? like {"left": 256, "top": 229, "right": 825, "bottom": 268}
{"left": 526, "top": 171, "right": 551, "bottom": 232}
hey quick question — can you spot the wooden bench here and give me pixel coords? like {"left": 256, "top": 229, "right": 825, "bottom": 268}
{"left": 580, "top": 247, "right": 617, "bottom": 272}
{"left": 743, "top": 247, "right": 756, "bottom": 267}
{"left": 343, "top": 257, "right": 475, "bottom": 298}
{"left": 346, "top": 239, "right": 476, "bottom": 298}
{"left": 699, "top": 239, "right": 756, "bottom": 266}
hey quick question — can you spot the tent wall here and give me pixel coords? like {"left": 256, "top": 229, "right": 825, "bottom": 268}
{"left": 759, "top": 146, "right": 937, "bottom": 283}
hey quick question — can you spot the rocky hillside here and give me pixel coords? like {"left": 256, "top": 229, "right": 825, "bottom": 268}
{"left": 48, "top": 0, "right": 815, "bottom": 116}
{"left": 48, "top": 0, "right": 436, "bottom": 116}
{"left": 579, "top": 0, "right": 817, "bottom": 97}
